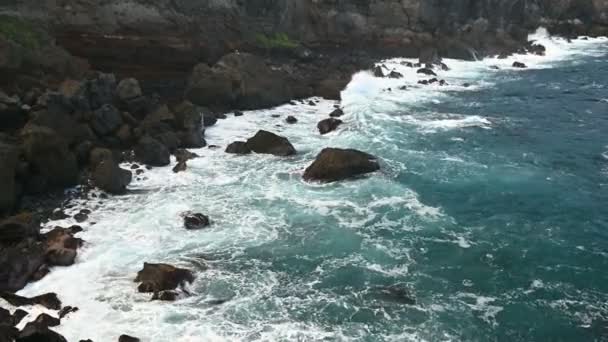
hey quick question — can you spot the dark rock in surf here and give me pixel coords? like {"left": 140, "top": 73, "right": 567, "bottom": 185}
{"left": 174, "top": 149, "right": 198, "bottom": 163}
{"left": 285, "top": 116, "right": 298, "bottom": 124}
{"left": 234, "top": 110, "right": 244, "bottom": 117}
{"left": 44, "top": 227, "right": 83, "bottom": 266}
{"left": 372, "top": 65, "right": 385, "bottom": 77}
{"left": 151, "top": 290, "right": 179, "bottom": 301}
{"left": 12, "top": 309, "right": 28, "bottom": 325}
{"left": 225, "top": 141, "right": 251, "bottom": 154}
{"left": 388, "top": 71, "right": 403, "bottom": 79}
{"left": 73, "top": 212, "right": 88, "bottom": 223}
{"left": 329, "top": 108, "right": 344, "bottom": 118}
{"left": 172, "top": 161, "right": 187, "bottom": 173}
{"left": 118, "top": 335, "right": 140, "bottom": 342}
{"left": 0, "top": 292, "right": 61, "bottom": 310}
{"left": 512, "top": 61, "right": 527, "bottom": 68}
{"left": 303, "top": 148, "right": 380, "bottom": 183}
{"left": 317, "top": 118, "right": 343, "bottom": 135}
{"left": 92, "top": 160, "right": 132, "bottom": 194}
{"left": 245, "top": 130, "right": 296, "bottom": 156}
{"left": 16, "top": 321, "right": 67, "bottom": 342}
{"left": 33, "top": 313, "right": 60, "bottom": 328}
{"left": 58, "top": 306, "right": 78, "bottom": 319}
{"left": 182, "top": 212, "right": 210, "bottom": 230}
{"left": 135, "top": 262, "right": 194, "bottom": 293}
{"left": 417, "top": 68, "right": 437, "bottom": 76}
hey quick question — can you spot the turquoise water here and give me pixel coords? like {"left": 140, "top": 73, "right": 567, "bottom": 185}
{"left": 16, "top": 34, "right": 608, "bottom": 341}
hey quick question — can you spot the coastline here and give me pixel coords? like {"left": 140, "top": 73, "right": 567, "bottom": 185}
{"left": 1, "top": 29, "right": 606, "bottom": 341}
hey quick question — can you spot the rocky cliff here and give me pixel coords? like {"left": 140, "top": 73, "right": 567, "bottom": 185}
{"left": 2, "top": 0, "right": 607, "bottom": 74}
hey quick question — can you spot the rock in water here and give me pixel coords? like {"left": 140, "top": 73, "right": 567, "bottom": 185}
{"left": 225, "top": 141, "right": 251, "bottom": 154}
{"left": 93, "top": 160, "right": 132, "bottom": 194}
{"left": 317, "top": 118, "right": 343, "bottom": 135}
{"left": 173, "top": 149, "right": 198, "bottom": 163}
{"left": 16, "top": 322, "right": 67, "bottom": 342}
{"left": 512, "top": 61, "right": 527, "bottom": 68}
{"left": 118, "top": 335, "right": 140, "bottom": 342}
{"left": 135, "top": 263, "right": 194, "bottom": 293}
{"left": 134, "top": 137, "right": 170, "bottom": 166}
{"left": 245, "top": 131, "right": 296, "bottom": 156}
{"left": 303, "top": 148, "right": 380, "bottom": 182}
{"left": 172, "top": 161, "right": 187, "bottom": 173}
{"left": 372, "top": 65, "right": 385, "bottom": 77}
{"left": 182, "top": 212, "right": 210, "bottom": 230}
{"left": 388, "top": 71, "right": 403, "bottom": 79}
{"left": 0, "top": 292, "right": 61, "bottom": 310}
{"left": 416, "top": 68, "right": 437, "bottom": 76}
{"left": 329, "top": 108, "right": 344, "bottom": 117}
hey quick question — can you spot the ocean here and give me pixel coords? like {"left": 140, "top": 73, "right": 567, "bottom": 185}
{"left": 14, "top": 29, "right": 608, "bottom": 341}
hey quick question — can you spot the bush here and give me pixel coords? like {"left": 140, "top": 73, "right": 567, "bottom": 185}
{"left": 0, "top": 16, "right": 45, "bottom": 49}
{"left": 255, "top": 32, "right": 299, "bottom": 50}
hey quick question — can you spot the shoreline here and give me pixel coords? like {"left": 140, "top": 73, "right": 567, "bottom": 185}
{"left": 2, "top": 30, "right": 606, "bottom": 341}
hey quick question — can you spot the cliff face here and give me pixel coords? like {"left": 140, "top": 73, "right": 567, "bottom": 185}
{"left": 1, "top": 0, "right": 607, "bottom": 75}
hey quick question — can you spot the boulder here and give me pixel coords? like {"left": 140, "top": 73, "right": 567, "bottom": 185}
{"left": 118, "top": 335, "right": 140, "bottom": 342}
{"left": 84, "top": 73, "right": 116, "bottom": 111}
{"left": 329, "top": 109, "right": 344, "bottom": 118}
{"left": 134, "top": 263, "right": 194, "bottom": 293}
{"left": 245, "top": 130, "right": 296, "bottom": 156}
{"left": 16, "top": 322, "right": 67, "bottom": 342}
{"left": 0, "top": 243, "right": 46, "bottom": 292}
{"left": 134, "top": 137, "right": 170, "bottom": 166}
{"left": 93, "top": 160, "right": 132, "bottom": 194}
{"left": 0, "top": 143, "right": 18, "bottom": 216}
{"left": 0, "top": 214, "right": 40, "bottom": 245}
{"left": 0, "top": 292, "right": 61, "bottom": 310}
{"left": 174, "top": 149, "right": 198, "bottom": 163}
{"left": 12, "top": 309, "right": 28, "bottom": 325}
{"left": 116, "top": 78, "right": 142, "bottom": 101}
{"left": 303, "top": 148, "right": 380, "bottom": 182}
{"left": 388, "top": 71, "right": 403, "bottom": 79}
{"left": 172, "top": 161, "right": 187, "bottom": 173}
{"left": 317, "top": 118, "right": 343, "bottom": 135}
{"left": 44, "top": 227, "right": 83, "bottom": 267}
{"left": 32, "top": 313, "right": 60, "bottom": 328}
{"left": 182, "top": 212, "right": 210, "bottom": 230}
{"left": 373, "top": 65, "right": 385, "bottom": 77}
{"left": 417, "top": 68, "right": 437, "bottom": 76}
{"left": 315, "top": 77, "right": 349, "bottom": 100}
{"left": 201, "top": 107, "right": 218, "bottom": 127}
{"left": 225, "top": 141, "right": 251, "bottom": 154}
{"left": 20, "top": 126, "right": 78, "bottom": 193}
{"left": 234, "top": 111, "right": 244, "bottom": 117}
{"left": 512, "top": 61, "right": 527, "bottom": 68}
{"left": 285, "top": 116, "right": 298, "bottom": 124}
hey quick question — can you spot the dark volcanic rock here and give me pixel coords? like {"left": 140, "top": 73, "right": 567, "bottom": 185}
{"left": 417, "top": 68, "right": 437, "bottom": 76}
{"left": 151, "top": 290, "right": 178, "bottom": 301}
{"left": 93, "top": 160, "right": 132, "bottom": 194}
{"left": 91, "top": 104, "right": 123, "bottom": 137}
{"left": 16, "top": 322, "right": 67, "bottom": 342}
{"left": 33, "top": 313, "right": 60, "bottom": 328}
{"left": 0, "top": 292, "right": 61, "bottom": 310}
{"left": 44, "top": 227, "right": 82, "bottom": 266}
{"left": 303, "top": 148, "right": 380, "bottom": 183}
{"left": 174, "top": 149, "right": 198, "bottom": 163}
{"left": 317, "top": 118, "right": 343, "bottom": 135}
{"left": 285, "top": 116, "right": 298, "bottom": 124}
{"left": 21, "top": 125, "right": 78, "bottom": 193}
{"left": 0, "top": 215, "right": 40, "bottom": 245}
{"left": 512, "top": 61, "right": 527, "bottom": 68}
{"left": 119, "top": 335, "right": 140, "bottom": 342}
{"left": 182, "top": 212, "right": 210, "bottom": 230}
{"left": 135, "top": 262, "right": 194, "bottom": 293}
{"left": 329, "top": 108, "right": 344, "bottom": 117}
{"left": 134, "top": 137, "right": 170, "bottom": 166}
{"left": 372, "top": 65, "right": 385, "bottom": 77}
{"left": 12, "top": 309, "right": 28, "bottom": 325}
{"left": 225, "top": 141, "right": 251, "bottom": 154}
{"left": 0, "top": 243, "right": 46, "bottom": 292}
{"left": 245, "top": 130, "right": 296, "bottom": 156}
{"left": 388, "top": 71, "right": 403, "bottom": 79}
{"left": 172, "top": 161, "right": 187, "bottom": 173}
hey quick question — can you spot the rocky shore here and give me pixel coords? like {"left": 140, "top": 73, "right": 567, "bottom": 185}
{"left": 1, "top": 0, "right": 608, "bottom": 341}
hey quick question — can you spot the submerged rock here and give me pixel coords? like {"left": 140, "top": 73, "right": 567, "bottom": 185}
{"left": 135, "top": 263, "right": 194, "bottom": 293}
{"left": 118, "top": 335, "right": 140, "bottom": 342}
{"left": 388, "top": 71, "right": 403, "bottom": 79}
{"left": 303, "top": 148, "right": 380, "bottom": 182}
{"left": 172, "top": 161, "right": 187, "bottom": 173}
{"left": 16, "top": 321, "right": 67, "bottom": 342}
{"left": 285, "top": 116, "right": 298, "bottom": 124}
{"left": 173, "top": 149, "right": 198, "bottom": 163}
{"left": 329, "top": 108, "right": 344, "bottom": 117}
{"left": 372, "top": 65, "right": 385, "bottom": 77}
{"left": 317, "top": 118, "right": 343, "bottom": 135}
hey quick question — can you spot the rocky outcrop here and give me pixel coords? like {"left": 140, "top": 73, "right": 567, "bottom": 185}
{"left": 186, "top": 53, "right": 292, "bottom": 110}
{"left": 246, "top": 130, "right": 296, "bottom": 156}
{"left": 317, "top": 118, "right": 343, "bottom": 135}
{"left": 303, "top": 148, "right": 380, "bottom": 182}
{"left": 0, "top": 292, "right": 61, "bottom": 310}
{"left": 182, "top": 212, "right": 210, "bottom": 230}
{"left": 134, "top": 263, "right": 194, "bottom": 300}
{"left": 134, "top": 136, "right": 170, "bottom": 166}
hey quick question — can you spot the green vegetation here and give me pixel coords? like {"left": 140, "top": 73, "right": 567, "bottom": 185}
{"left": 0, "top": 16, "right": 45, "bottom": 49}
{"left": 255, "top": 32, "right": 299, "bottom": 50}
